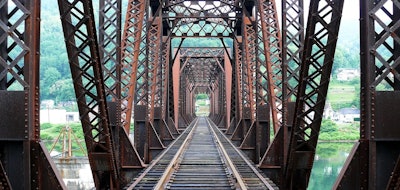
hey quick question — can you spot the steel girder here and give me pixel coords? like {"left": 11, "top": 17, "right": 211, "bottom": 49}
{"left": 0, "top": 0, "right": 65, "bottom": 189}
{"left": 257, "top": 0, "right": 283, "bottom": 134}
{"left": 230, "top": 9, "right": 262, "bottom": 162}
{"left": 99, "top": 0, "right": 145, "bottom": 185}
{"left": 57, "top": 0, "right": 121, "bottom": 188}
{"left": 259, "top": 0, "right": 304, "bottom": 186}
{"left": 177, "top": 48, "right": 227, "bottom": 126}
{"left": 226, "top": 39, "right": 244, "bottom": 136}
{"left": 58, "top": 0, "right": 148, "bottom": 188}
{"left": 148, "top": 16, "right": 175, "bottom": 147}
{"left": 120, "top": 0, "right": 146, "bottom": 133}
{"left": 335, "top": 1, "right": 400, "bottom": 189}
{"left": 162, "top": 39, "right": 180, "bottom": 138}
{"left": 132, "top": 1, "right": 166, "bottom": 164}
{"left": 284, "top": 0, "right": 344, "bottom": 189}
{"left": 121, "top": 0, "right": 165, "bottom": 165}
{"left": 163, "top": 0, "right": 237, "bottom": 38}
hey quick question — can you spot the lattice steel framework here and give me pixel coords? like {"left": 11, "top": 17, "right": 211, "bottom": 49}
{"left": 0, "top": 0, "right": 65, "bottom": 189}
{"left": 284, "top": 0, "right": 344, "bottom": 189}
{"left": 177, "top": 48, "right": 226, "bottom": 127}
{"left": 335, "top": 1, "right": 400, "bottom": 189}
{"left": 257, "top": 0, "right": 283, "bottom": 133}
{"left": 120, "top": 0, "right": 146, "bottom": 133}
{"left": 0, "top": 0, "right": 365, "bottom": 189}
{"left": 259, "top": 0, "right": 304, "bottom": 186}
{"left": 58, "top": 0, "right": 120, "bottom": 188}
{"left": 58, "top": 0, "right": 151, "bottom": 188}
{"left": 99, "top": 0, "right": 145, "bottom": 185}
{"left": 99, "top": 0, "right": 122, "bottom": 103}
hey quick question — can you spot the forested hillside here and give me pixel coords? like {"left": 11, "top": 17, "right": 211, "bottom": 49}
{"left": 39, "top": 2, "right": 360, "bottom": 109}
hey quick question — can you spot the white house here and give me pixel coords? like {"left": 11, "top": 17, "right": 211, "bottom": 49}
{"left": 40, "top": 109, "right": 80, "bottom": 124}
{"left": 334, "top": 108, "right": 360, "bottom": 123}
{"left": 337, "top": 69, "right": 360, "bottom": 81}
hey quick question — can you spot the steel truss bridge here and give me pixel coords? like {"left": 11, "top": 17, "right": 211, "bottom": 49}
{"left": 1, "top": 0, "right": 400, "bottom": 189}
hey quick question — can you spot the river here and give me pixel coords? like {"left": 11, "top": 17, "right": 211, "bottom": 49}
{"left": 308, "top": 142, "right": 355, "bottom": 189}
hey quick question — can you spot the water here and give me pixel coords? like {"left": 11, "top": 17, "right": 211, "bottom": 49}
{"left": 308, "top": 142, "right": 355, "bottom": 190}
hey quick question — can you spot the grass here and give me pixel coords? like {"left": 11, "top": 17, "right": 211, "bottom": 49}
{"left": 319, "top": 122, "right": 359, "bottom": 141}
{"left": 41, "top": 122, "right": 87, "bottom": 157}
{"left": 327, "top": 80, "right": 359, "bottom": 110}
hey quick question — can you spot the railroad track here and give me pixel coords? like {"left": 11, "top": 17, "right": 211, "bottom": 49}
{"left": 125, "top": 117, "right": 278, "bottom": 190}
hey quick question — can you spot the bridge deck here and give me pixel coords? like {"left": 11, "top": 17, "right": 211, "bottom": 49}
{"left": 125, "top": 117, "right": 278, "bottom": 189}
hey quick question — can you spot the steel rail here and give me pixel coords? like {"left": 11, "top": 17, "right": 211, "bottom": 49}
{"left": 206, "top": 118, "right": 278, "bottom": 190}
{"left": 125, "top": 118, "right": 199, "bottom": 189}
{"left": 206, "top": 119, "right": 247, "bottom": 189}
{"left": 155, "top": 117, "right": 244, "bottom": 189}
{"left": 152, "top": 119, "right": 199, "bottom": 189}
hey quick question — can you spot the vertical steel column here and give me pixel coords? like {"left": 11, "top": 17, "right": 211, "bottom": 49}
{"left": 99, "top": 0, "right": 122, "bottom": 103}
{"left": 281, "top": 0, "right": 304, "bottom": 174}
{"left": 335, "top": 1, "right": 400, "bottom": 189}
{"left": 259, "top": 0, "right": 304, "bottom": 186}
{"left": 231, "top": 16, "right": 256, "bottom": 146}
{"left": 284, "top": 0, "right": 344, "bottom": 189}
{"left": 162, "top": 38, "right": 179, "bottom": 137}
{"left": 231, "top": 9, "right": 260, "bottom": 161}
{"left": 120, "top": 0, "right": 146, "bottom": 133}
{"left": 257, "top": 0, "right": 283, "bottom": 134}
{"left": 172, "top": 50, "right": 181, "bottom": 129}
{"left": 99, "top": 0, "right": 124, "bottom": 179}
{"left": 147, "top": 13, "right": 174, "bottom": 146}
{"left": 0, "top": 1, "right": 65, "bottom": 189}
{"left": 225, "top": 53, "right": 233, "bottom": 129}
{"left": 58, "top": 0, "right": 120, "bottom": 188}
{"left": 99, "top": 0, "right": 145, "bottom": 183}
{"left": 132, "top": 5, "right": 165, "bottom": 163}
{"left": 226, "top": 39, "right": 244, "bottom": 135}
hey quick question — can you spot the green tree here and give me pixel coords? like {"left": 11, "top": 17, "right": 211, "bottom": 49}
{"left": 41, "top": 67, "right": 61, "bottom": 100}
{"left": 49, "top": 79, "right": 75, "bottom": 103}
{"left": 321, "top": 119, "right": 338, "bottom": 133}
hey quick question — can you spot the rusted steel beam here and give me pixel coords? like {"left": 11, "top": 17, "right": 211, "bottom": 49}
{"left": 241, "top": 16, "right": 256, "bottom": 124}
{"left": 259, "top": 0, "right": 304, "bottom": 186}
{"left": 134, "top": 4, "right": 165, "bottom": 163}
{"left": 173, "top": 50, "right": 181, "bottom": 128}
{"left": 226, "top": 39, "right": 243, "bottom": 135}
{"left": 121, "top": 0, "right": 147, "bottom": 133}
{"left": 0, "top": 1, "right": 65, "bottom": 189}
{"left": 147, "top": 16, "right": 174, "bottom": 146}
{"left": 58, "top": 0, "right": 120, "bottom": 188}
{"left": 335, "top": 1, "right": 400, "bottom": 189}
{"left": 148, "top": 17, "right": 163, "bottom": 125}
{"left": 387, "top": 155, "right": 400, "bottom": 189}
{"left": 257, "top": 0, "right": 283, "bottom": 134}
{"left": 99, "top": 0, "right": 122, "bottom": 103}
{"left": 231, "top": 11, "right": 256, "bottom": 148}
{"left": 0, "top": 161, "right": 11, "bottom": 189}
{"left": 284, "top": 0, "right": 344, "bottom": 189}
{"left": 281, "top": 0, "right": 304, "bottom": 103}
{"left": 99, "top": 0, "right": 145, "bottom": 184}
{"left": 160, "top": 39, "right": 179, "bottom": 138}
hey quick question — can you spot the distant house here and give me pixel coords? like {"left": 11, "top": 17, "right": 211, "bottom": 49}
{"left": 337, "top": 69, "right": 360, "bottom": 81}
{"left": 334, "top": 108, "right": 360, "bottom": 123}
{"left": 40, "top": 109, "right": 80, "bottom": 124}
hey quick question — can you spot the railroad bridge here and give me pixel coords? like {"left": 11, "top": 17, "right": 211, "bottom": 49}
{"left": 1, "top": 0, "right": 400, "bottom": 189}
